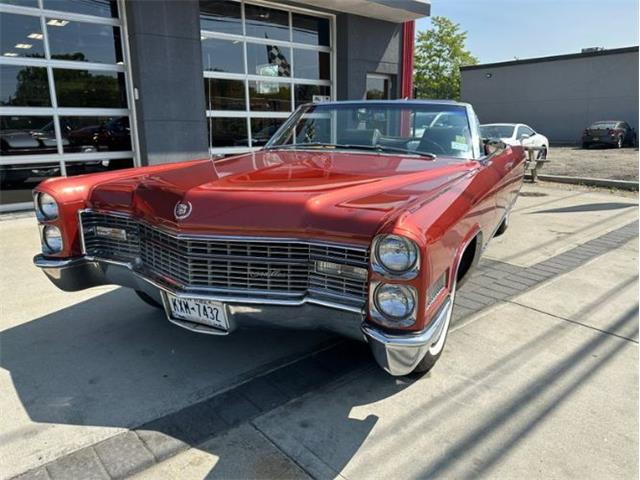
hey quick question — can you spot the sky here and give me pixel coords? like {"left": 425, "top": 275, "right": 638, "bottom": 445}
{"left": 416, "top": 0, "right": 639, "bottom": 64}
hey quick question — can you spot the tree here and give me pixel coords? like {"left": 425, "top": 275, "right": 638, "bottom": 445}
{"left": 414, "top": 16, "right": 478, "bottom": 100}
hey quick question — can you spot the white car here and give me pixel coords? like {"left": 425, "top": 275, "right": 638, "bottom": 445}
{"left": 480, "top": 123, "right": 549, "bottom": 159}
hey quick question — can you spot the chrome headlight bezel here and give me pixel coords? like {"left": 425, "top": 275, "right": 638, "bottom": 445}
{"left": 371, "top": 234, "right": 420, "bottom": 279}
{"left": 41, "top": 225, "right": 63, "bottom": 254}
{"left": 34, "top": 192, "right": 59, "bottom": 221}
{"left": 369, "top": 281, "right": 417, "bottom": 328}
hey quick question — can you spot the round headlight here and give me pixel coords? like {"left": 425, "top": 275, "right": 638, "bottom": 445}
{"left": 375, "top": 235, "right": 418, "bottom": 273}
{"left": 37, "top": 193, "right": 59, "bottom": 220}
{"left": 375, "top": 283, "right": 416, "bottom": 320}
{"left": 43, "top": 225, "right": 63, "bottom": 253}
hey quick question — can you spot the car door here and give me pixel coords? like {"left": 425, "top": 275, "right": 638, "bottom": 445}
{"left": 516, "top": 125, "right": 538, "bottom": 147}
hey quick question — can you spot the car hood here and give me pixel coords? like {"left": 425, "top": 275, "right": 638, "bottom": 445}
{"left": 88, "top": 149, "right": 474, "bottom": 243}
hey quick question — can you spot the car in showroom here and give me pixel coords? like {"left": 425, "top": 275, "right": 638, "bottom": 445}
{"left": 480, "top": 123, "right": 549, "bottom": 159}
{"left": 581, "top": 120, "right": 637, "bottom": 149}
{"left": 32, "top": 100, "right": 525, "bottom": 376}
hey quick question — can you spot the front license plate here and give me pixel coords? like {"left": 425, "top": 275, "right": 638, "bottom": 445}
{"left": 166, "top": 294, "right": 228, "bottom": 330}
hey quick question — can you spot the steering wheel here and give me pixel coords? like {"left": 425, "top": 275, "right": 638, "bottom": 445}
{"left": 419, "top": 138, "right": 447, "bottom": 155}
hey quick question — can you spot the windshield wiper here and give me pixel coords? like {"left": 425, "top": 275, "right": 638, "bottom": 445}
{"left": 265, "top": 142, "right": 437, "bottom": 159}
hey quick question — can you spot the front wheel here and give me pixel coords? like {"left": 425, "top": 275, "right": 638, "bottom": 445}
{"left": 135, "top": 290, "right": 163, "bottom": 309}
{"left": 410, "top": 288, "right": 456, "bottom": 375}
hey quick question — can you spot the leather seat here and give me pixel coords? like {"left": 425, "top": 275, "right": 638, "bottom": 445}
{"left": 337, "top": 128, "right": 381, "bottom": 146}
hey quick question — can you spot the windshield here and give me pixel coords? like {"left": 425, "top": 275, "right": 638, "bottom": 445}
{"left": 480, "top": 125, "right": 515, "bottom": 139}
{"left": 266, "top": 103, "right": 476, "bottom": 159}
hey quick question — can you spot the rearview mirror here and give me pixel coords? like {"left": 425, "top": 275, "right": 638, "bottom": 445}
{"left": 520, "top": 134, "right": 530, "bottom": 140}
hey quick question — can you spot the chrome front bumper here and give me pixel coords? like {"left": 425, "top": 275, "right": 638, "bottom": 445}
{"left": 34, "top": 255, "right": 452, "bottom": 376}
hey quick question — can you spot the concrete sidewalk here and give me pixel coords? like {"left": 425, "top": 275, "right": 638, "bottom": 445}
{"left": 1, "top": 183, "right": 638, "bottom": 479}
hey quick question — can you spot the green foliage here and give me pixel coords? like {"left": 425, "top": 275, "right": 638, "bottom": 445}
{"left": 414, "top": 16, "right": 478, "bottom": 100}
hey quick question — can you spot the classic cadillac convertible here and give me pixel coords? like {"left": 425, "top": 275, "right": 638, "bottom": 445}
{"left": 33, "top": 100, "right": 524, "bottom": 376}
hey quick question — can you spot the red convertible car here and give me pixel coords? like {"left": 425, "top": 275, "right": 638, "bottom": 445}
{"left": 33, "top": 101, "right": 525, "bottom": 376}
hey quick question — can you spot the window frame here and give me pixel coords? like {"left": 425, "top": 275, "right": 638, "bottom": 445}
{"left": 201, "top": 0, "right": 336, "bottom": 156}
{"left": 0, "top": 0, "right": 138, "bottom": 211}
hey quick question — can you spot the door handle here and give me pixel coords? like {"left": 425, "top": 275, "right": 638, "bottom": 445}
{"left": 505, "top": 161, "right": 514, "bottom": 171}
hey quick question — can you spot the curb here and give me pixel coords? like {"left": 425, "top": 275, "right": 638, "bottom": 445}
{"left": 526, "top": 174, "right": 639, "bottom": 191}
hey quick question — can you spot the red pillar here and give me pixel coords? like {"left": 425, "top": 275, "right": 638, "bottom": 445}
{"left": 400, "top": 21, "right": 415, "bottom": 99}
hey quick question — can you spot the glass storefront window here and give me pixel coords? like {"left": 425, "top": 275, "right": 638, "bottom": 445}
{"left": 1, "top": 115, "right": 56, "bottom": 156}
{"left": 250, "top": 118, "right": 284, "bottom": 146}
{"left": 199, "top": 1, "right": 332, "bottom": 154}
{"left": 201, "top": 37, "right": 244, "bottom": 73}
{"left": 0, "top": 65, "right": 51, "bottom": 107}
{"left": 292, "top": 14, "right": 330, "bottom": 46}
{"left": 246, "top": 42, "right": 291, "bottom": 78}
{"left": 47, "top": 20, "right": 123, "bottom": 64}
{"left": 60, "top": 116, "right": 131, "bottom": 153}
{"left": 0, "top": 13, "right": 45, "bottom": 59}
{"left": 248, "top": 81, "right": 290, "bottom": 112}
{"left": 293, "top": 49, "right": 330, "bottom": 80}
{"left": 0, "top": 5, "right": 135, "bottom": 208}
{"left": 54, "top": 69, "right": 127, "bottom": 108}
{"left": 294, "top": 84, "right": 330, "bottom": 107}
{"left": 209, "top": 117, "right": 248, "bottom": 147}
{"left": 244, "top": 4, "right": 289, "bottom": 42}
{"left": 200, "top": 0, "right": 242, "bottom": 35}
{"left": 43, "top": 0, "right": 118, "bottom": 18}
{"left": 205, "top": 78, "right": 245, "bottom": 111}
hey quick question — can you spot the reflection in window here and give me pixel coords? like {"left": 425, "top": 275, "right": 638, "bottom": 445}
{"left": 0, "top": 13, "right": 45, "bottom": 59}
{"left": 246, "top": 43, "right": 291, "bottom": 77}
{"left": 244, "top": 4, "right": 289, "bottom": 41}
{"left": 294, "top": 84, "right": 330, "bottom": 107}
{"left": 250, "top": 118, "right": 284, "bottom": 146}
{"left": 1, "top": 160, "right": 59, "bottom": 205}
{"left": 201, "top": 37, "right": 244, "bottom": 73}
{"left": 200, "top": 0, "right": 242, "bottom": 35}
{"left": 60, "top": 116, "right": 131, "bottom": 153}
{"left": 293, "top": 49, "right": 330, "bottom": 80}
{"left": 248, "top": 81, "right": 291, "bottom": 112}
{"left": 292, "top": 14, "right": 330, "bottom": 46}
{"left": 44, "top": 0, "right": 118, "bottom": 18}
{"left": 0, "top": 116, "right": 56, "bottom": 156}
{"left": 0, "top": 0, "right": 39, "bottom": 7}
{"left": 204, "top": 78, "right": 245, "bottom": 111}
{"left": 209, "top": 117, "right": 248, "bottom": 147}
{"left": 66, "top": 158, "right": 134, "bottom": 176}
{"left": 366, "top": 75, "right": 391, "bottom": 100}
{"left": 0, "top": 65, "right": 51, "bottom": 107}
{"left": 54, "top": 69, "right": 127, "bottom": 108}
{"left": 47, "top": 20, "right": 123, "bottom": 64}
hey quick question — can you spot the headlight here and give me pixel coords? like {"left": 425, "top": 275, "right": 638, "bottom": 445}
{"left": 36, "top": 192, "right": 59, "bottom": 220}
{"left": 42, "top": 225, "right": 63, "bottom": 253}
{"left": 374, "top": 234, "right": 418, "bottom": 275}
{"left": 374, "top": 283, "right": 416, "bottom": 321}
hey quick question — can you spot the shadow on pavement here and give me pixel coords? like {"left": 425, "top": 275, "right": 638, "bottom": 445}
{"left": 531, "top": 202, "right": 637, "bottom": 214}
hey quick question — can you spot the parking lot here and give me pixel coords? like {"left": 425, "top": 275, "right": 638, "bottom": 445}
{"left": 545, "top": 146, "right": 639, "bottom": 181}
{"left": 1, "top": 183, "right": 638, "bottom": 480}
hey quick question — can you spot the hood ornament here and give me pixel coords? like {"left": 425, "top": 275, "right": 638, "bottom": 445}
{"left": 174, "top": 201, "right": 192, "bottom": 220}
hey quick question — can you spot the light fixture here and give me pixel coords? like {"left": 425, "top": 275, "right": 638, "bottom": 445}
{"left": 15, "top": 44, "right": 33, "bottom": 49}
{"left": 47, "top": 19, "right": 69, "bottom": 27}
{"left": 27, "top": 33, "right": 43, "bottom": 40}
{"left": 3, "top": 52, "right": 18, "bottom": 57}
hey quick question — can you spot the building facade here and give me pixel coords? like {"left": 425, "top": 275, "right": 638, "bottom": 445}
{"left": 460, "top": 46, "right": 639, "bottom": 144}
{"left": 0, "top": 0, "right": 428, "bottom": 210}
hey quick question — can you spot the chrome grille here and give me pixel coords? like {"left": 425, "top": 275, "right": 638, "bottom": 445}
{"left": 80, "top": 211, "right": 369, "bottom": 305}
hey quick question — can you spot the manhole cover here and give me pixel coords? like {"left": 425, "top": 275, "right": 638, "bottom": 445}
{"left": 520, "top": 192, "right": 549, "bottom": 197}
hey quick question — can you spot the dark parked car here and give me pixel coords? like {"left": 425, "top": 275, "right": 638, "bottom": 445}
{"left": 582, "top": 121, "right": 637, "bottom": 149}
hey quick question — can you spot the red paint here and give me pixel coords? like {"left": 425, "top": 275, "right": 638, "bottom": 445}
{"left": 35, "top": 145, "right": 525, "bottom": 332}
{"left": 400, "top": 21, "right": 415, "bottom": 99}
